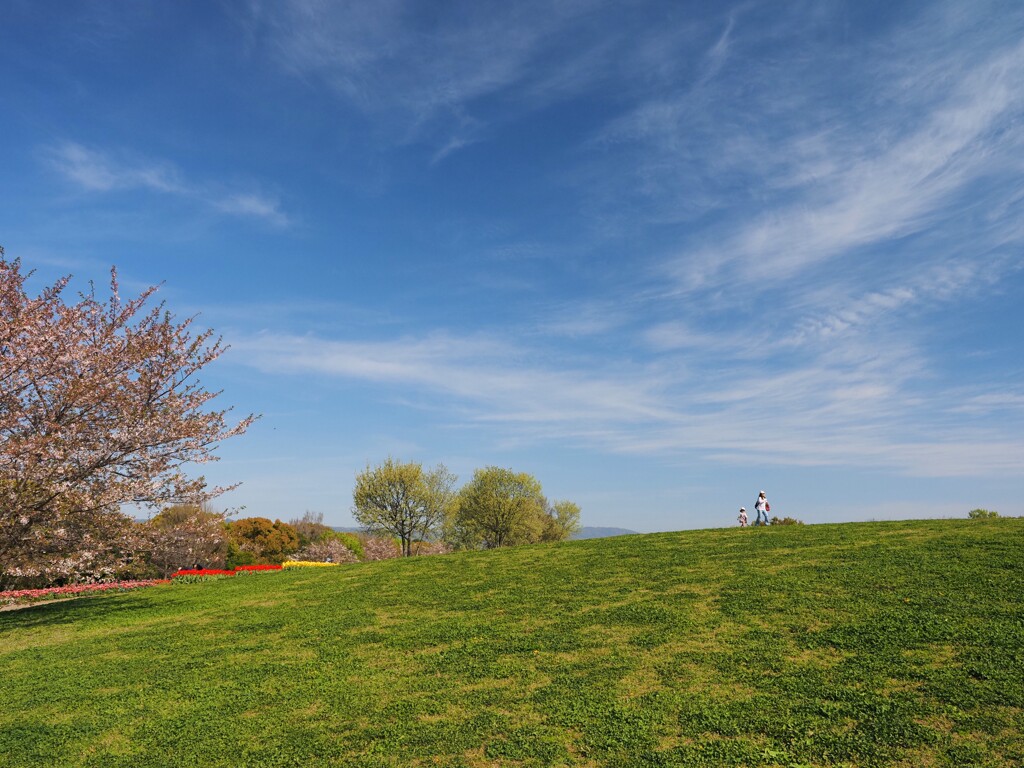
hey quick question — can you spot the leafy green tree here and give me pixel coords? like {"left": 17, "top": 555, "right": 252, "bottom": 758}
{"left": 352, "top": 459, "right": 456, "bottom": 557}
{"left": 226, "top": 517, "right": 300, "bottom": 564}
{"left": 968, "top": 508, "right": 1000, "bottom": 519}
{"left": 455, "top": 467, "right": 548, "bottom": 549}
{"left": 541, "top": 500, "right": 582, "bottom": 542}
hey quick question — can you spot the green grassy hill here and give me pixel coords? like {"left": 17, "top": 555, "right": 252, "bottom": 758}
{"left": 2, "top": 519, "right": 1022, "bottom": 767}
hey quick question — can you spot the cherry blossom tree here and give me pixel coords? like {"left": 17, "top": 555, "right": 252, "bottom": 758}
{"left": 0, "top": 248, "right": 255, "bottom": 584}
{"left": 359, "top": 536, "right": 401, "bottom": 561}
{"left": 145, "top": 504, "right": 229, "bottom": 576}
{"left": 288, "top": 538, "right": 359, "bottom": 564}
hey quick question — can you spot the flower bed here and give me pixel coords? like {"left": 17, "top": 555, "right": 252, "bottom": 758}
{"left": 282, "top": 560, "right": 340, "bottom": 569}
{"left": 4, "top": 561, "right": 342, "bottom": 605}
{"left": 233, "top": 564, "right": 283, "bottom": 572}
{"left": 0, "top": 580, "right": 170, "bottom": 606}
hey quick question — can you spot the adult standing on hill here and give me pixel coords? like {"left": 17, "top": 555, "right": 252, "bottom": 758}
{"left": 754, "top": 491, "right": 770, "bottom": 526}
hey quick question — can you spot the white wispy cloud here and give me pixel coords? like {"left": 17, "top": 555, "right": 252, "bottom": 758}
{"left": 234, "top": 332, "right": 677, "bottom": 426}
{"left": 47, "top": 142, "right": 290, "bottom": 226}
{"left": 782, "top": 258, "right": 1007, "bottom": 348}
{"left": 536, "top": 299, "right": 633, "bottom": 339}
{"left": 214, "top": 193, "right": 290, "bottom": 227}
{"left": 248, "top": 0, "right": 569, "bottom": 125}
{"left": 577, "top": 3, "right": 1024, "bottom": 300}
{"left": 240, "top": 0, "right": 707, "bottom": 158}
{"left": 230, "top": 319, "right": 1024, "bottom": 479}
{"left": 49, "top": 142, "right": 183, "bottom": 193}
{"left": 950, "top": 394, "right": 1024, "bottom": 415}
{"left": 221, "top": 1, "right": 1024, "bottom": 484}
{"left": 698, "top": 57, "right": 1020, "bottom": 284}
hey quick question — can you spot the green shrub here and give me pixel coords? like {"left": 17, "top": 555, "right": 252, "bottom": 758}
{"left": 968, "top": 508, "right": 1000, "bottom": 519}
{"left": 769, "top": 516, "right": 804, "bottom": 525}
{"left": 225, "top": 517, "right": 301, "bottom": 563}
{"left": 225, "top": 544, "right": 257, "bottom": 569}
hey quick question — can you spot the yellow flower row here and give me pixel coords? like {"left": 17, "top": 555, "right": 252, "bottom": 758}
{"left": 282, "top": 560, "right": 341, "bottom": 569}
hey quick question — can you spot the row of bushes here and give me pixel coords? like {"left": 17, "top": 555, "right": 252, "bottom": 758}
{"left": 0, "top": 505, "right": 415, "bottom": 591}
{"left": 146, "top": 508, "right": 408, "bottom": 577}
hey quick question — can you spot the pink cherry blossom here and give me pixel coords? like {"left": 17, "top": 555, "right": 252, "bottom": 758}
{"left": 1, "top": 247, "right": 255, "bottom": 587}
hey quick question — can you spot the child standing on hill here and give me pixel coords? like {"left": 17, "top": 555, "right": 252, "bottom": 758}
{"left": 738, "top": 507, "right": 748, "bottom": 527}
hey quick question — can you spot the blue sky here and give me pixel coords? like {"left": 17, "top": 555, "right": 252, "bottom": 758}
{"left": 2, "top": 1, "right": 1022, "bottom": 531}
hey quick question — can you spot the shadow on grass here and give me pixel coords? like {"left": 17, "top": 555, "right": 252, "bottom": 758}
{"left": 0, "top": 590, "right": 172, "bottom": 632}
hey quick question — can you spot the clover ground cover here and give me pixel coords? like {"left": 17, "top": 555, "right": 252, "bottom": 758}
{"left": 1, "top": 519, "right": 1021, "bottom": 767}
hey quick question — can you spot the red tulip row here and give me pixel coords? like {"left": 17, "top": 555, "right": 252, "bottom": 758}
{"left": 170, "top": 564, "right": 284, "bottom": 577}
{"left": 2, "top": 564, "right": 289, "bottom": 606}
{"left": 0, "top": 580, "right": 170, "bottom": 605}
{"left": 171, "top": 569, "right": 237, "bottom": 577}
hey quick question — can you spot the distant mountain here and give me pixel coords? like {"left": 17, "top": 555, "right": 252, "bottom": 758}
{"left": 571, "top": 526, "right": 639, "bottom": 540}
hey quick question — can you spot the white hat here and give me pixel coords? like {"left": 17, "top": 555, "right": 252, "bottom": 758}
{"left": 740, "top": 507, "right": 746, "bottom": 512}
{"left": 759, "top": 490, "right": 765, "bottom": 495}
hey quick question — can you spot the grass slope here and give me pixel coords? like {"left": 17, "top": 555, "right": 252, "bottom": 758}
{"left": 2, "top": 519, "right": 1022, "bottom": 767}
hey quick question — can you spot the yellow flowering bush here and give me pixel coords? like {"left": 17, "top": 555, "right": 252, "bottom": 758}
{"left": 282, "top": 560, "right": 340, "bottom": 569}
